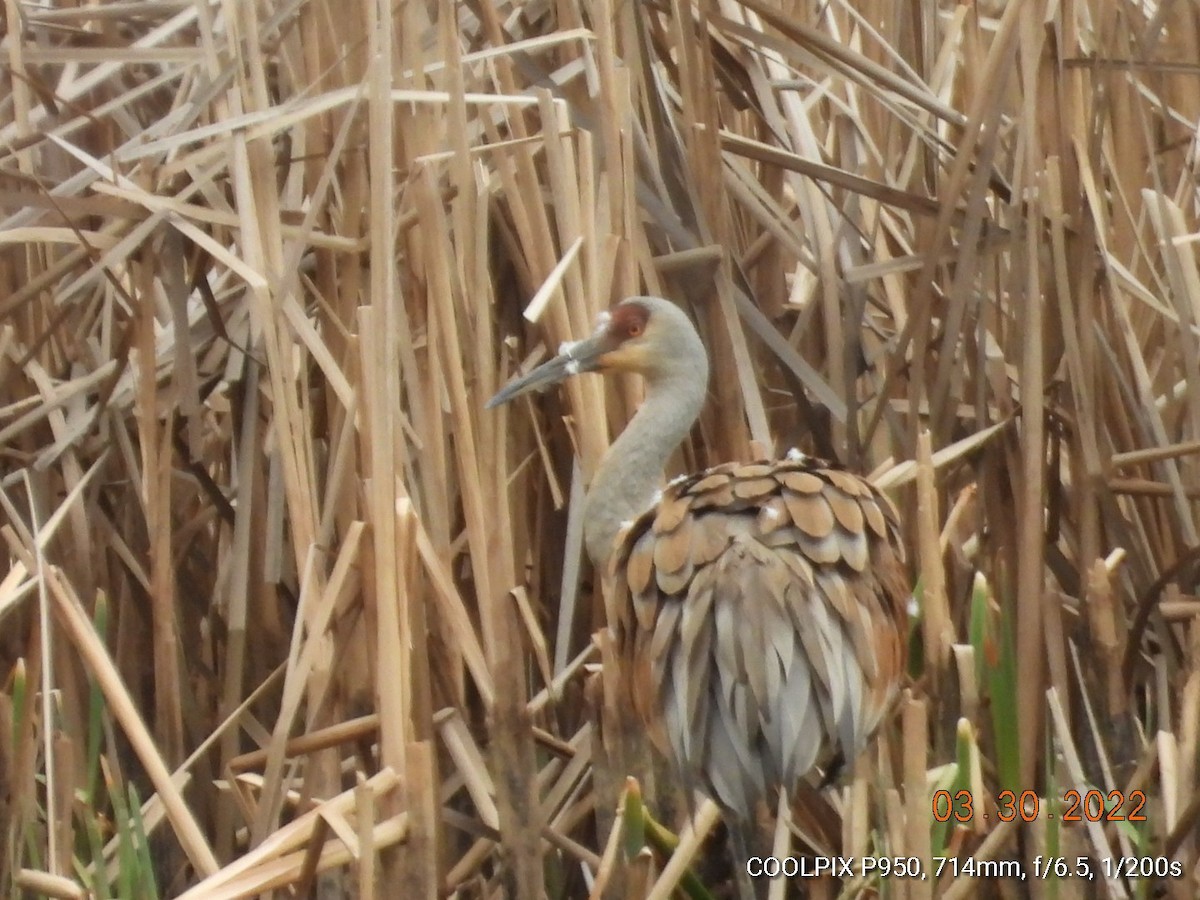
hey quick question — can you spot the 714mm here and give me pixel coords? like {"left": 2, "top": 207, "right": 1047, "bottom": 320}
{"left": 936, "top": 858, "right": 1023, "bottom": 878}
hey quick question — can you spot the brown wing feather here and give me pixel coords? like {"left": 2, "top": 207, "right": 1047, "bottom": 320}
{"left": 610, "top": 454, "right": 908, "bottom": 819}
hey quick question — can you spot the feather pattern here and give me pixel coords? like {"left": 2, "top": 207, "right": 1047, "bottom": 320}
{"left": 488, "top": 297, "right": 908, "bottom": 828}
{"left": 608, "top": 455, "right": 908, "bottom": 820}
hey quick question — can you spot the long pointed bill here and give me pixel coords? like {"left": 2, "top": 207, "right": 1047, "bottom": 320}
{"left": 486, "top": 333, "right": 609, "bottom": 408}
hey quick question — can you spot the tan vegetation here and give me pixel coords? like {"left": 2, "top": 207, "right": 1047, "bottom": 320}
{"left": 2, "top": 0, "right": 1200, "bottom": 897}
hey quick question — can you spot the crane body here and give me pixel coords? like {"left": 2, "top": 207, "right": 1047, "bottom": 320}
{"left": 489, "top": 296, "right": 909, "bottom": 892}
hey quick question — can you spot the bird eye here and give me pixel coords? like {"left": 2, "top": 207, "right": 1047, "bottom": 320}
{"left": 628, "top": 322, "right": 643, "bottom": 337}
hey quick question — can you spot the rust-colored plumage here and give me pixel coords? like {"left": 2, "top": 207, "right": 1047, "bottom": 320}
{"left": 490, "top": 295, "right": 909, "bottom": 835}
{"left": 608, "top": 455, "right": 908, "bottom": 819}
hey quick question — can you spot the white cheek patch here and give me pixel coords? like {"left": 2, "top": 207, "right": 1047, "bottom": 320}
{"left": 595, "top": 310, "right": 612, "bottom": 328}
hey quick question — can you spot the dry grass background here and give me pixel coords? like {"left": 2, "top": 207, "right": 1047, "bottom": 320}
{"left": 2, "top": 0, "right": 1200, "bottom": 897}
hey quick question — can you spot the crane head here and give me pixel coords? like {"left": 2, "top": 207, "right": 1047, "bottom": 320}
{"left": 486, "top": 297, "right": 662, "bottom": 408}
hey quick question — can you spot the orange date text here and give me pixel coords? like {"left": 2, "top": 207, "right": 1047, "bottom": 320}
{"left": 931, "top": 788, "right": 1147, "bottom": 824}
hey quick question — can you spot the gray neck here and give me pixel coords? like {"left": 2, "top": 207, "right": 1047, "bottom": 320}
{"left": 582, "top": 362, "right": 708, "bottom": 566}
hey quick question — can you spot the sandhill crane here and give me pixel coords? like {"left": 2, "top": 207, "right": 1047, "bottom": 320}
{"left": 489, "top": 296, "right": 909, "bottom": 895}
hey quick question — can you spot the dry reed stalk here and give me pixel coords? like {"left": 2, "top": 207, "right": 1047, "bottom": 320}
{"left": 176, "top": 769, "right": 402, "bottom": 899}
{"left": 1014, "top": 115, "right": 1048, "bottom": 805}
{"left": 642, "top": 798, "right": 721, "bottom": 900}
{"left": 938, "top": 820, "right": 1017, "bottom": 900}
{"left": 12, "top": 869, "right": 86, "bottom": 900}
{"left": 355, "top": 774, "right": 377, "bottom": 899}
{"left": 43, "top": 565, "right": 218, "bottom": 876}
{"left": 916, "top": 429, "right": 952, "bottom": 679}
{"left": 901, "top": 692, "right": 932, "bottom": 900}
{"left": 1047, "top": 688, "right": 1130, "bottom": 899}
